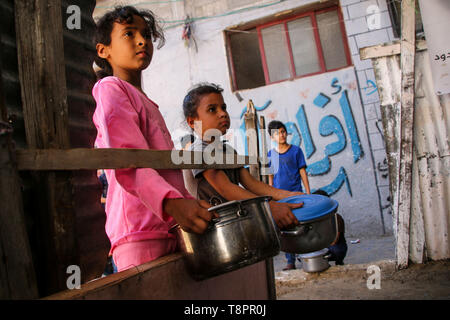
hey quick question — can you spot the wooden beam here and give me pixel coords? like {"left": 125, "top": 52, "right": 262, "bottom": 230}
{"left": 396, "top": 0, "right": 416, "bottom": 270}
{"left": 14, "top": 0, "right": 77, "bottom": 295}
{"left": 43, "top": 253, "right": 269, "bottom": 300}
{"left": 16, "top": 148, "right": 256, "bottom": 171}
{"left": 359, "top": 40, "right": 426, "bottom": 60}
{"left": 360, "top": 43, "right": 401, "bottom": 60}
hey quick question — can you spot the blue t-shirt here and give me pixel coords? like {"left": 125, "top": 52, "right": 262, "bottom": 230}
{"left": 267, "top": 144, "right": 307, "bottom": 192}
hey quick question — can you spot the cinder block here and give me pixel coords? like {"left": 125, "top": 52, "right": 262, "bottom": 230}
{"left": 367, "top": 118, "right": 380, "bottom": 135}
{"left": 376, "top": 0, "right": 388, "bottom": 12}
{"left": 348, "top": 36, "right": 359, "bottom": 55}
{"left": 351, "top": 53, "right": 373, "bottom": 70}
{"left": 369, "top": 131, "right": 385, "bottom": 150}
{"left": 361, "top": 84, "right": 380, "bottom": 104}
{"left": 364, "top": 103, "right": 378, "bottom": 120}
{"left": 355, "top": 28, "right": 390, "bottom": 49}
{"left": 374, "top": 101, "right": 382, "bottom": 119}
{"left": 344, "top": 16, "right": 368, "bottom": 36}
{"left": 340, "top": 0, "right": 361, "bottom": 6}
{"left": 341, "top": 5, "right": 349, "bottom": 20}
{"left": 357, "top": 70, "right": 368, "bottom": 87}
{"left": 365, "top": 68, "right": 377, "bottom": 84}
{"left": 387, "top": 27, "right": 399, "bottom": 42}
{"left": 367, "top": 10, "right": 392, "bottom": 31}
{"left": 348, "top": 0, "right": 378, "bottom": 19}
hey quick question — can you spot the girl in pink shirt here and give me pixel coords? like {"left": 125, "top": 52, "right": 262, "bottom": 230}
{"left": 93, "top": 6, "right": 212, "bottom": 272}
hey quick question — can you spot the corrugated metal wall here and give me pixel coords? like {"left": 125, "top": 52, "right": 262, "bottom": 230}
{"left": 61, "top": 0, "right": 110, "bottom": 283}
{"left": 0, "top": 1, "right": 26, "bottom": 147}
{"left": 0, "top": 0, "right": 39, "bottom": 281}
{"left": 410, "top": 50, "right": 449, "bottom": 262}
{"left": 372, "top": 46, "right": 450, "bottom": 264}
{"left": 1, "top": 0, "right": 109, "bottom": 294}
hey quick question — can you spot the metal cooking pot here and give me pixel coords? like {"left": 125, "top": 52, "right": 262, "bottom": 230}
{"left": 298, "top": 248, "right": 331, "bottom": 273}
{"left": 278, "top": 195, "right": 339, "bottom": 254}
{"left": 176, "top": 196, "right": 280, "bottom": 280}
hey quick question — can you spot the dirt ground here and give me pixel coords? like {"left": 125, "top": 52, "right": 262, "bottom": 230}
{"left": 275, "top": 259, "right": 450, "bottom": 300}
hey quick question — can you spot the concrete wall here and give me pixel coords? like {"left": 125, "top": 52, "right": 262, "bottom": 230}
{"left": 93, "top": 0, "right": 397, "bottom": 237}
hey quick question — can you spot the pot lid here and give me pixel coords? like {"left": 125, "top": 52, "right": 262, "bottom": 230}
{"left": 298, "top": 248, "right": 329, "bottom": 258}
{"left": 278, "top": 194, "right": 338, "bottom": 222}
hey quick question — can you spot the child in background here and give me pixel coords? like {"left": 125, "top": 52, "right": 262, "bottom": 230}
{"left": 267, "top": 120, "right": 311, "bottom": 270}
{"left": 96, "top": 168, "right": 118, "bottom": 275}
{"left": 182, "top": 82, "right": 304, "bottom": 229}
{"left": 92, "top": 6, "right": 213, "bottom": 272}
{"left": 97, "top": 169, "right": 108, "bottom": 210}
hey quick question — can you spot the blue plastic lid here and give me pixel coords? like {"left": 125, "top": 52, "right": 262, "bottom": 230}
{"left": 278, "top": 194, "right": 338, "bottom": 222}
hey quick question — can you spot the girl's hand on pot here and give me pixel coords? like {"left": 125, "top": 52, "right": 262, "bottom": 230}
{"left": 269, "top": 201, "right": 302, "bottom": 229}
{"left": 164, "top": 198, "right": 213, "bottom": 234}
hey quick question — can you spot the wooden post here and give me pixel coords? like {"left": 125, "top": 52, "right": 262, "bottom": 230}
{"left": 243, "top": 101, "right": 277, "bottom": 300}
{"left": 14, "top": 0, "right": 78, "bottom": 295}
{"left": 259, "top": 115, "right": 269, "bottom": 184}
{"left": 244, "top": 100, "right": 260, "bottom": 180}
{"left": 0, "top": 41, "right": 39, "bottom": 298}
{"left": 396, "top": 0, "right": 416, "bottom": 270}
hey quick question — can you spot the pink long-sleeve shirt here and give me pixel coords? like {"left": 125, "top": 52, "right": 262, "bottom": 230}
{"left": 92, "top": 76, "right": 193, "bottom": 253}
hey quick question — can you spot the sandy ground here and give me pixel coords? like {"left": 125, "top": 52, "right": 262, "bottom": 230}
{"left": 273, "top": 234, "right": 397, "bottom": 272}
{"left": 273, "top": 235, "right": 450, "bottom": 299}
{"left": 275, "top": 259, "right": 450, "bottom": 300}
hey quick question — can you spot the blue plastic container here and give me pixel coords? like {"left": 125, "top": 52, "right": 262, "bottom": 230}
{"left": 278, "top": 194, "right": 338, "bottom": 222}
{"left": 278, "top": 194, "right": 339, "bottom": 254}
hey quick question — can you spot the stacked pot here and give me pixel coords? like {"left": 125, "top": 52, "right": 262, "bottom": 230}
{"left": 176, "top": 194, "right": 339, "bottom": 280}
{"left": 278, "top": 194, "right": 339, "bottom": 272}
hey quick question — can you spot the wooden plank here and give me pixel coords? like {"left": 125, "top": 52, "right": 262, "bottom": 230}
{"left": 360, "top": 43, "right": 401, "bottom": 60}
{"left": 359, "top": 40, "right": 427, "bottom": 60}
{"left": 16, "top": 148, "right": 256, "bottom": 171}
{"left": 14, "top": 0, "right": 70, "bottom": 149}
{"left": 14, "top": 0, "right": 78, "bottom": 295}
{"left": 44, "top": 253, "right": 269, "bottom": 300}
{"left": 396, "top": 0, "right": 416, "bottom": 270}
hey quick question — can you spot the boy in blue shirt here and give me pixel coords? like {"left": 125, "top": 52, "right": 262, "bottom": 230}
{"left": 267, "top": 120, "right": 311, "bottom": 270}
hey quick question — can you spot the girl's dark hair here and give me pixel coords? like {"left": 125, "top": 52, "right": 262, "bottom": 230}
{"left": 268, "top": 120, "right": 287, "bottom": 136}
{"left": 183, "top": 82, "right": 224, "bottom": 118}
{"left": 180, "top": 134, "right": 195, "bottom": 149}
{"left": 94, "top": 6, "right": 165, "bottom": 79}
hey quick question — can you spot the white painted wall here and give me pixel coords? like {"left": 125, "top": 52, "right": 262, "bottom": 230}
{"left": 94, "top": 0, "right": 397, "bottom": 237}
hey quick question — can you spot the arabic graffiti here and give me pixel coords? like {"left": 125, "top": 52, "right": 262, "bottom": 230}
{"left": 239, "top": 77, "right": 364, "bottom": 196}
